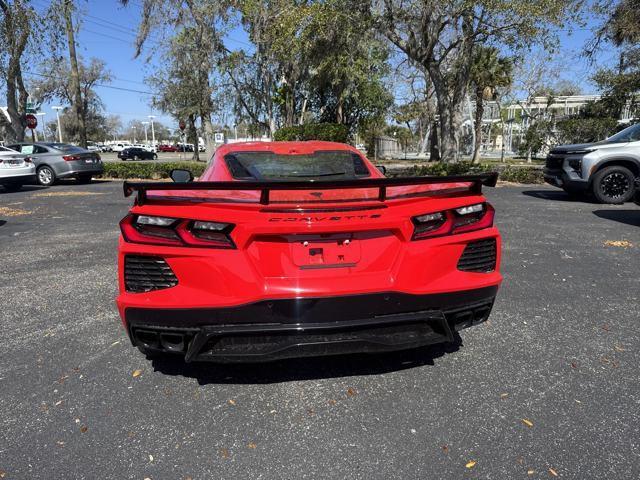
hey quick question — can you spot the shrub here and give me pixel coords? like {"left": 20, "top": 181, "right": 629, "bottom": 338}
{"left": 411, "top": 161, "right": 543, "bottom": 184}
{"left": 99, "top": 161, "right": 206, "bottom": 180}
{"left": 274, "top": 123, "right": 349, "bottom": 143}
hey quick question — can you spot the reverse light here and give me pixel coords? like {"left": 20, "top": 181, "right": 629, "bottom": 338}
{"left": 120, "top": 214, "right": 235, "bottom": 248}
{"left": 412, "top": 202, "right": 494, "bottom": 240}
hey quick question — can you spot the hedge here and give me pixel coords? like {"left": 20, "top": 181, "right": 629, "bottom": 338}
{"left": 274, "top": 123, "right": 349, "bottom": 143}
{"left": 99, "top": 159, "right": 544, "bottom": 184}
{"left": 411, "top": 161, "right": 544, "bottom": 184}
{"left": 99, "top": 161, "right": 206, "bottom": 180}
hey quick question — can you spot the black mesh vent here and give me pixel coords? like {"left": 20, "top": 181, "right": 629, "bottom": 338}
{"left": 457, "top": 238, "right": 497, "bottom": 273}
{"left": 545, "top": 155, "right": 563, "bottom": 169}
{"left": 125, "top": 255, "right": 178, "bottom": 292}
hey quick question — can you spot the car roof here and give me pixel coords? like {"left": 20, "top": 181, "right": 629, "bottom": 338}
{"left": 215, "top": 141, "right": 358, "bottom": 156}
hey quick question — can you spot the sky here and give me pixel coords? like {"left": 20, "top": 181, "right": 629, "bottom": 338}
{"left": 19, "top": 0, "right": 620, "bottom": 135}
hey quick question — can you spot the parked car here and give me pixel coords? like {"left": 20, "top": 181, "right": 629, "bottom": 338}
{"left": 86, "top": 142, "right": 100, "bottom": 152}
{"left": 5, "top": 142, "right": 103, "bottom": 186}
{"left": 544, "top": 123, "right": 640, "bottom": 203}
{"left": 118, "top": 147, "right": 158, "bottom": 161}
{"left": 117, "top": 141, "right": 502, "bottom": 362}
{"left": 112, "top": 142, "right": 132, "bottom": 153}
{"left": 158, "top": 144, "right": 178, "bottom": 152}
{"left": 0, "top": 146, "right": 36, "bottom": 191}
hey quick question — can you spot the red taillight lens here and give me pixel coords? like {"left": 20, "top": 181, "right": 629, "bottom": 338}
{"left": 120, "top": 214, "right": 235, "bottom": 248}
{"left": 62, "top": 155, "right": 80, "bottom": 161}
{"left": 412, "top": 202, "right": 494, "bottom": 240}
{"left": 23, "top": 157, "right": 33, "bottom": 163}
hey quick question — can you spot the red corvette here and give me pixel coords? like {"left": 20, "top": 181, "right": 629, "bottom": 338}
{"left": 117, "top": 141, "right": 502, "bottom": 362}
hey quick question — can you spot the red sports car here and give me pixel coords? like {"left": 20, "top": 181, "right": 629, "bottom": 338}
{"left": 117, "top": 141, "right": 502, "bottom": 362}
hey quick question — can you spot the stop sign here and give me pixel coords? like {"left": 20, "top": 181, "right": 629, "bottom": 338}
{"left": 25, "top": 114, "right": 37, "bottom": 130}
{"left": 178, "top": 120, "right": 186, "bottom": 131}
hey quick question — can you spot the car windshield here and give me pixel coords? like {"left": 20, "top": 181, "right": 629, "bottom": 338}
{"left": 44, "top": 143, "right": 85, "bottom": 153}
{"left": 224, "top": 151, "right": 371, "bottom": 181}
{"left": 605, "top": 123, "right": 640, "bottom": 143}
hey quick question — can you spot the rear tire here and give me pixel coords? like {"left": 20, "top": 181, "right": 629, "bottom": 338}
{"left": 3, "top": 183, "right": 23, "bottom": 192}
{"left": 592, "top": 165, "right": 636, "bottom": 204}
{"left": 37, "top": 165, "right": 55, "bottom": 186}
{"left": 152, "top": 154, "right": 158, "bottom": 160}
{"left": 133, "top": 155, "right": 140, "bottom": 161}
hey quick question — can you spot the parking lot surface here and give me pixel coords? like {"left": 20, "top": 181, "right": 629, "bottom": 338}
{"left": 1, "top": 182, "right": 639, "bottom": 479}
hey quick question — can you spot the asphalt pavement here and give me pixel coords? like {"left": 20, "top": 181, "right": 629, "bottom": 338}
{"left": 0, "top": 181, "right": 639, "bottom": 479}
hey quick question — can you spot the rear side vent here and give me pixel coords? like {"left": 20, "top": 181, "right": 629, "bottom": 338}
{"left": 457, "top": 238, "right": 497, "bottom": 273}
{"left": 124, "top": 255, "right": 178, "bottom": 292}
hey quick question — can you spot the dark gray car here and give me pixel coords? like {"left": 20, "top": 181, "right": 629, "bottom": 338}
{"left": 6, "top": 142, "right": 104, "bottom": 186}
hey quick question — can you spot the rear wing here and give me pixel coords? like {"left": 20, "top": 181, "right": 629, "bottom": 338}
{"left": 123, "top": 172, "right": 499, "bottom": 206}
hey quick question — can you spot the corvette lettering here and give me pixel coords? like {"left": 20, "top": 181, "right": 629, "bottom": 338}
{"left": 269, "top": 214, "right": 382, "bottom": 222}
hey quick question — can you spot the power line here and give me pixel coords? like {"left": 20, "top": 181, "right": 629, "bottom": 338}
{"left": 24, "top": 70, "right": 155, "bottom": 95}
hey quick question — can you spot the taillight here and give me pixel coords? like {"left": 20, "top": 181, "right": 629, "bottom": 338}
{"left": 62, "top": 155, "right": 81, "bottom": 161}
{"left": 24, "top": 157, "right": 33, "bottom": 163}
{"left": 412, "top": 203, "right": 494, "bottom": 240}
{"left": 120, "top": 214, "right": 235, "bottom": 248}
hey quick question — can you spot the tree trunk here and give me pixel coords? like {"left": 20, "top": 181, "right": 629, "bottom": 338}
{"left": 188, "top": 114, "right": 199, "bottom": 162}
{"left": 429, "top": 121, "right": 439, "bottom": 161}
{"left": 471, "top": 88, "right": 484, "bottom": 164}
{"left": 201, "top": 113, "right": 216, "bottom": 162}
{"left": 436, "top": 97, "right": 463, "bottom": 163}
{"left": 64, "top": 0, "right": 87, "bottom": 148}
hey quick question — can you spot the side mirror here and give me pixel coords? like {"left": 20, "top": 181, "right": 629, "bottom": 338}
{"left": 376, "top": 165, "right": 387, "bottom": 175}
{"left": 170, "top": 169, "right": 193, "bottom": 183}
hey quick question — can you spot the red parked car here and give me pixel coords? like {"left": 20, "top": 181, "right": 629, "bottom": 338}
{"left": 158, "top": 144, "right": 178, "bottom": 152}
{"left": 117, "top": 141, "right": 502, "bottom": 362}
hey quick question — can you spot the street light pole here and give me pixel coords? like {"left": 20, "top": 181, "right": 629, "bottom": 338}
{"left": 148, "top": 115, "right": 156, "bottom": 147}
{"left": 132, "top": 126, "right": 137, "bottom": 144}
{"left": 52, "top": 106, "right": 64, "bottom": 142}
{"left": 141, "top": 121, "right": 149, "bottom": 143}
{"left": 36, "top": 112, "right": 46, "bottom": 141}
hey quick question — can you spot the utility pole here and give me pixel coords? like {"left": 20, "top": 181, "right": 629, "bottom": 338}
{"left": 36, "top": 112, "right": 46, "bottom": 141}
{"left": 132, "top": 125, "right": 136, "bottom": 143}
{"left": 63, "top": 0, "right": 87, "bottom": 148}
{"left": 148, "top": 115, "right": 156, "bottom": 147}
{"left": 52, "top": 106, "right": 64, "bottom": 142}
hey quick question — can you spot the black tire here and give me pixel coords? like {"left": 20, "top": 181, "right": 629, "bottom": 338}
{"left": 3, "top": 183, "right": 23, "bottom": 192}
{"left": 36, "top": 165, "right": 56, "bottom": 186}
{"left": 152, "top": 154, "right": 158, "bottom": 160}
{"left": 77, "top": 174, "right": 93, "bottom": 184}
{"left": 133, "top": 155, "right": 140, "bottom": 161}
{"left": 591, "top": 165, "right": 636, "bottom": 204}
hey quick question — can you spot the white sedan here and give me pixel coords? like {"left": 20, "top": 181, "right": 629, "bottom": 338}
{"left": 0, "top": 146, "right": 36, "bottom": 192}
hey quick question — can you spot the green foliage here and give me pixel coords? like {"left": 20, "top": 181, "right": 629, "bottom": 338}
{"left": 519, "top": 120, "right": 555, "bottom": 157}
{"left": 411, "top": 162, "right": 543, "bottom": 184}
{"left": 273, "top": 123, "right": 349, "bottom": 142}
{"left": 555, "top": 117, "right": 619, "bottom": 144}
{"left": 100, "top": 162, "right": 206, "bottom": 180}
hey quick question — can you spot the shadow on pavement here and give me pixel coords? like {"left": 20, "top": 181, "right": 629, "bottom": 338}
{"left": 0, "top": 185, "right": 47, "bottom": 194}
{"left": 521, "top": 190, "right": 594, "bottom": 203}
{"left": 0, "top": 220, "right": 6, "bottom": 227}
{"left": 149, "top": 336, "right": 462, "bottom": 385}
{"left": 593, "top": 209, "right": 640, "bottom": 227}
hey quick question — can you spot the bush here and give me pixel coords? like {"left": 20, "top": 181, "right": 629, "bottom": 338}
{"left": 274, "top": 123, "right": 349, "bottom": 143}
{"left": 99, "top": 161, "right": 206, "bottom": 180}
{"left": 411, "top": 161, "right": 543, "bottom": 184}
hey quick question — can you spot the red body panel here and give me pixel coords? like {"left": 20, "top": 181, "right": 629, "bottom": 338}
{"left": 116, "top": 141, "right": 502, "bottom": 360}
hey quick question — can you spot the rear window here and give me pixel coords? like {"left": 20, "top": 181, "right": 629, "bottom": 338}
{"left": 224, "top": 151, "right": 371, "bottom": 181}
{"left": 45, "top": 143, "right": 85, "bottom": 153}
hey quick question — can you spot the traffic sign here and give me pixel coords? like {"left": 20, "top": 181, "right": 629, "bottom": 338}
{"left": 25, "top": 114, "right": 37, "bottom": 130}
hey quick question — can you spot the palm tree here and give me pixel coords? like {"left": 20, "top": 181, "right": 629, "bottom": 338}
{"left": 470, "top": 47, "right": 513, "bottom": 163}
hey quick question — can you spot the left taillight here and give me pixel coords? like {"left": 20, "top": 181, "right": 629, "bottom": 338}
{"left": 62, "top": 155, "right": 80, "bottom": 161}
{"left": 119, "top": 214, "right": 236, "bottom": 249}
{"left": 24, "top": 156, "right": 33, "bottom": 163}
{"left": 412, "top": 202, "right": 494, "bottom": 240}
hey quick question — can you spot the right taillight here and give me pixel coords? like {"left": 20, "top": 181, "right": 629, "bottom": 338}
{"left": 412, "top": 202, "right": 494, "bottom": 240}
{"left": 120, "top": 214, "right": 235, "bottom": 248}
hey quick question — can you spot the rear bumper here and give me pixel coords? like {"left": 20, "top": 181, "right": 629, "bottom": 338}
{"left": 125, "top": 287, "right": 498, "bottom": 362}
{"left": 0, "top": 173, "right": 36, "bottom": 184}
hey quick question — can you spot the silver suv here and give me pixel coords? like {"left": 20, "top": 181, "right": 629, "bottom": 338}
{"left": 544, "top": 123, "right": 640, "bottom": 203}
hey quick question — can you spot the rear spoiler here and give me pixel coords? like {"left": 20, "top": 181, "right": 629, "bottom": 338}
{"left": 123, "top": 172, "right": 499, "bottom": 206}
